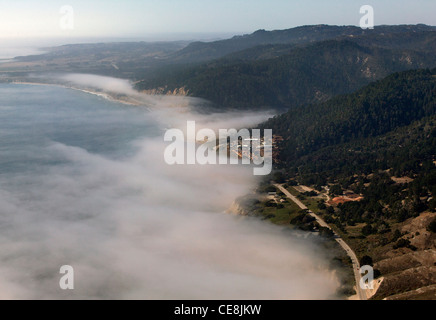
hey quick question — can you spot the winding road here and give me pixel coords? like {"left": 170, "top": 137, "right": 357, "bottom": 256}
{"left": 274, "top": 184, "right": 367, "bottom": 300}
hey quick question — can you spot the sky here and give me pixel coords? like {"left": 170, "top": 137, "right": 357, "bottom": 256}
{"left": 0, "top": 0, "right": 435, "bottom": 40}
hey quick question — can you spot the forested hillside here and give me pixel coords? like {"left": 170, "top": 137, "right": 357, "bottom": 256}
{"left": 262, "top": 69, "right": 436, "bottom": 162}
{"left": 263, "top": 68, "right": 436, "bottom": 224}
{"left": 137, "top": 32, "right": 436, "bottom": 110}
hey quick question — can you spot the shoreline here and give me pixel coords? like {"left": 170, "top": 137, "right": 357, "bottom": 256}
{"left": 5, "top": 80, "right": 144, "bottom": 107}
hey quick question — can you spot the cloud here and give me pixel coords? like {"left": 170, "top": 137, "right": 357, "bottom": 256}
{"left": 59, "top": 73, "right": 137, "bottom": 96}
{"left": 0, "top": 76, "right": 339, "bottom": 299}
{"left": 51, "top": 73, "right": 276, "bottom": 132}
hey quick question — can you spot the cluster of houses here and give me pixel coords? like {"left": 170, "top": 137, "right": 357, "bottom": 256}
{"left": 220, "top": 134, "right": 283, "bottom": 163}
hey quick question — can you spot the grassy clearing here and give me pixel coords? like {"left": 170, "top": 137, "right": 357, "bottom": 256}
{"left": 256, "top": 198, "right": 302, "bottom": 227}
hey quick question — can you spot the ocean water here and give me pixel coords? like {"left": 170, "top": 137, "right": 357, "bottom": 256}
{"left": 0, "top": 84, "right": 158, "bottom": 174}
{"left": 0, "top": 83, "right": 339, "bottom": 299}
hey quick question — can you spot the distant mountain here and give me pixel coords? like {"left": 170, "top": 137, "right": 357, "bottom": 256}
{"left": 137, "top": 32, "right": 436, "bottom": 110}
{"left": 170, "top": 24, "right": 436, "bottom": 63}
{"left": 3, "top": 24, "right": 436, "bottom": 102}
{"left": 3, "top": 24, "right": 436, "bottom": 112}
{"left": 0, "top": 41, "right": 189, "bottom": 79}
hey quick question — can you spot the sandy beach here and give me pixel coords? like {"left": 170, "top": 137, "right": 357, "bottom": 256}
{"left": 8, "top": 80, "right": 144, "bottom": 106}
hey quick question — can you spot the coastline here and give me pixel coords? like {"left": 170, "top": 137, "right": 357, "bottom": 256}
{"left": 5, "top": 80, "right": 144, "bottom": 107}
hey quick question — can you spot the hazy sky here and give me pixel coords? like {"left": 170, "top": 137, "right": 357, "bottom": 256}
{"left": 0, "top": 0, "right": 435, "bottom": 40}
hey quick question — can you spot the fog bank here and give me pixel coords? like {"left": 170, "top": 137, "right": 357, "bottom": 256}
{"left": 0, "top": 75, "right": 340, "bottom": 299}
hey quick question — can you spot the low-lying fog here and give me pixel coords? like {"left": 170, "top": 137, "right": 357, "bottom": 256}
{"left": 0, "top": 74, "right": 340, "bottom": 299}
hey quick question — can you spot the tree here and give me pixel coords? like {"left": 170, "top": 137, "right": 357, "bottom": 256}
{"left": 319, "top": 227, "right": 335, "bottom": 238}
{"left": 392, "top": 229, "right": 402, "bottom": 241}
{"left": 393, "top": 238, "right": 411, "bottom": 249}
{"left": 264, "top": 185, "right": 277, "bottom": 193}
{"left": 360, "top": 255, "right": 373, "bottom": 267}
{"left": 374, "top": 269, "right": 382, "bottom": 278}
{"left": 265, "top": 200, "right": 277, "bottom": 207}
{"left": 362, "top": 224, "right": 375, "bottom": 236}
{"left": 273, "top": 171, "right": 286, "bottom": 183}
{"left": 427, "top": 217, "right": 436, "bottom": 233}
{"left": 330, "top": 184, "right": 343, "bottom": 196}
{"left": 326, "top": 206, "right": 335, "bottom": 214}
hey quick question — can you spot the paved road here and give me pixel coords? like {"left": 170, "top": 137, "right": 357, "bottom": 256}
{"left": 274, "top": 184, "right": 367, "bottom": 300}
